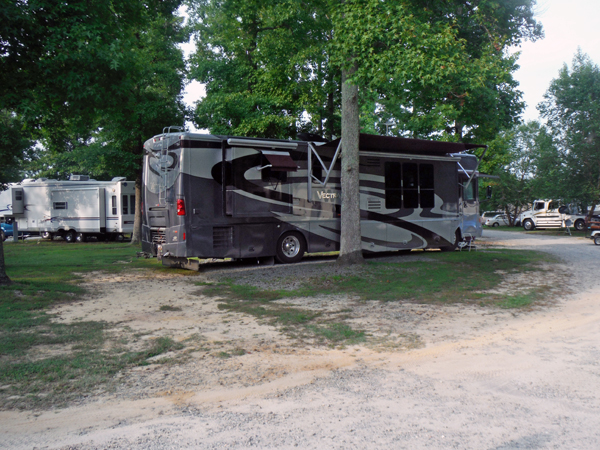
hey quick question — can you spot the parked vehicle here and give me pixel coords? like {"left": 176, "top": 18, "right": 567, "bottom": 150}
{"left": 1, "top": 222, "right": 12, "bottom": 241}
{"left": 520, "top": 200, "right": 586, "bottom": 231}
{"left": 0, "top": 176, "right": 135, "bottom": 242}
{"left": 485, "top": 214, "right": 509, "bottom": 227}
{"left": 586, "top": 215, "right": 600, "bottom": 245}
{"left": 142, "top": 129, "right": 487, "bottom": 269}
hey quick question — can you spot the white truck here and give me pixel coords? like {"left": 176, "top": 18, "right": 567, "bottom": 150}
{"left": 0, "top": 176, "right": 135, "bottom": 242}
{"left": 519, "top": 199, "right": 586, "bottom": 232}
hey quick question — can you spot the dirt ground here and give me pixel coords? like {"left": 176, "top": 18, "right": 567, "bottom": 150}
{"left": 2, "top": 230, "right": 600, "bottom": 449}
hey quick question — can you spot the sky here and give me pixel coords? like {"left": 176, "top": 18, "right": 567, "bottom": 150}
{"left": 514, "top": 0, "right": 600, "bottom": 122}
{"left": 182, "top": 0, "right": 600, "bottom": 130}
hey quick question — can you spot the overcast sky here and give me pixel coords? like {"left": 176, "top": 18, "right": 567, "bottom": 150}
{"left": 515, "top": 0, "right": 600, "bottom": 122}
{"left": 182, "top": 0, "right": 600, "bottom": 129}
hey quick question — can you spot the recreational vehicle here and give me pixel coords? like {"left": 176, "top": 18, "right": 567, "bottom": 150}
{"left": 0, "top": 176, "right": 135, "bottom": 242}
{"left": 141, "top": 130, "right": 486, "bottom": 268}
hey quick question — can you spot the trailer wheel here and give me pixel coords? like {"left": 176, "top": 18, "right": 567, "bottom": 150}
{"left": 594, "top": 236, "right": 600, "bottom": 246}
{"left": 523, "top": 219, "right": 535, "bottom": 231}
{"left": 76, "top": 232, "right": 87, "bottom": 243}
{"left": 275, "top": 231, "right": 306, "bottom": 264}
{"left": 64, "top": 230, "right": 77, "bottom": 243}
{"left": 574, "top": 219, "right": 586, "bottom": 232}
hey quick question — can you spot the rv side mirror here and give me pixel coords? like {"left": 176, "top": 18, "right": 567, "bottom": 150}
{"left": 486, "top": 185, "right": 492, "bottom": 199}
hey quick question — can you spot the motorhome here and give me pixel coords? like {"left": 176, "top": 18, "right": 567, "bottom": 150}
{"left": 519, "top": 199, "right": 587, "bottom": 231}
{"left": 0, "top": 176, "right": 135, "bottom": 242}
{"left": 141, "top": 129, "right": 486, "bottom": 268}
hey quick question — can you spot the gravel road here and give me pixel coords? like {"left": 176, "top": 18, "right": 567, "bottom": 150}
{"left": 2, "top": 230, "right": 600, "bottom": 449}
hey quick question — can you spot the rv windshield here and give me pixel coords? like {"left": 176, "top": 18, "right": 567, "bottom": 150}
{"left": 145, "top": 151, "right": 179, "bottom": 194}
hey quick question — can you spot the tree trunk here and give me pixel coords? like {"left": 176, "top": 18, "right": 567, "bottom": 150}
{"left": 130, "top": 169, "right": 143, "bottom": 245}
{"left": 337, "top": 66, "right": 364, "bottom": 265}
{"left": 0, "top": 238, "right": 12, "bottom": 286}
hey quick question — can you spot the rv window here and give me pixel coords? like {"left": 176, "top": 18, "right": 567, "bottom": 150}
{"left": 53, "top": 202, "right": 67, "bottom": 210}
{"left": 403, "top": 163, "right": 419, "bottom": 208}
{"left": 122, "top": 195, "right": 128, "bottom": 215}
{"left": 261, "top": 167, "right": 287, "bottom": 183}
{"left": 112, "top": 196, "right": 117, "bottom": 215}
{"left": 15, "top": 191, "right": 23, "bottom": 201}
{"left": 534, "top": 202, "right": 545, "bottom": 210}
{"left": 419, "top": 164, "right": 435, "bottom": 208}
{"left": 130, "top": 195, "right": 135, "bottom": 214}
{"left": 385, "top": 162, "right": 402, "bottom": 209}
{"left": 463, "top": 179, "right": 476, "bottom": 201}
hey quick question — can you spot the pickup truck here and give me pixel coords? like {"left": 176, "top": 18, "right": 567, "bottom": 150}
{"left": 520, "top": 200, "right": 586, "bottom": 231}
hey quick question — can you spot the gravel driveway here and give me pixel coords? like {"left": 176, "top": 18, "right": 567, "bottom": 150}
{"left": 2, "top": 230, "right": 600, "bottom": 449}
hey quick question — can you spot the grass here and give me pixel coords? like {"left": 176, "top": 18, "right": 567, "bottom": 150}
{"left": 200, "top": 249, "right": 556, "bottom": 346}
{"left": 0, "top": 240, "right": 190, "bottom": 409}
{"left": 0, "top": 240, "right": 560, "bottom": 408}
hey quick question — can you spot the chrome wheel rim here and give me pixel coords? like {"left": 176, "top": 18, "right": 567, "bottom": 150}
{"left": 281, "top": 235, "right": 300, "bottom": 258}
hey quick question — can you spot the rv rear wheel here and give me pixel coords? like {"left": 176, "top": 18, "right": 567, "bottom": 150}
{"left": 76, "top": 233, "right": 87, "bottom": 243}
{"left": 523, "top": 219, "right": 535, "bottom": 231}
{"left": 64, "top": 230, "right": 77, "bottom": 243}
{"left": 275, "top": 231, "right": 306, "bottom": 264}
{"left": 574, "top": 219, "right": 585, "bottom": 232}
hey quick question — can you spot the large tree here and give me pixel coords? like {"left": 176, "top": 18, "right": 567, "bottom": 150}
{"left": 538, "top": 50, "right": 600, "bottom": 214}
{"left": 331, "top": 0, "right": 541, "bottom": 261}
{"left": 0, "top": 112, "right": 34, "bottom": 285}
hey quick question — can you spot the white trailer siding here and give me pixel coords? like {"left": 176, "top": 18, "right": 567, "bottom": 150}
{"left": 0, "top": 178, "right": 135, "bottom": 239}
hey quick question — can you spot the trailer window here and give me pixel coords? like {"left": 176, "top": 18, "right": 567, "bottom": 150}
{"left": 122, "top": 195, "right": 128, "bottom": 215}
{"left": 53, "top": 202, "right": 67, "bottom": 210}
{"left": 112, "top": 196, "right": 117, "bottom": 215}
{"left": 130, "top": 195, "right": 135, "bottom": 214}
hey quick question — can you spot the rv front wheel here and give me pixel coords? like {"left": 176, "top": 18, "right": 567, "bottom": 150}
{"left": 275, "top": 232, "right": 306, "bottom": 264}
{"left": 523, "top": 219, "right": 535, "bottom": 231}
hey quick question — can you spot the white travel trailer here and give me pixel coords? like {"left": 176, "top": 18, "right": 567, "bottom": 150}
{"left": 141, "top": 129, "right": 487, "bottom": 269}
{"left": 0, "top": 176, "right": 135, "bottom": 242}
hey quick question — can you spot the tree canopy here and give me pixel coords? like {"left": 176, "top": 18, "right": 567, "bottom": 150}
{"left": 538, "top": 50, "right": 600, "bottom": 211}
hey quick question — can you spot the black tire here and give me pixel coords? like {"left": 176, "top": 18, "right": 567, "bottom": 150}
{"left": 440, "top": 230, "right": 460, "bottom": 252}
{"left": 574, "top": 219, "right": 585, "bottom": 232}
{"left": 76, "top": 232, "right": 87, "bottom": 243}
{"left": 64, "top": 230, "right": 77, "bottom": 243}
{"left": 492, "top": 222, "right": 500, "bottom": 227}
{"left": 523, "top": 219, "right": 535, "bottom": 231}
{"left": 594, "top": 236, "right": 600, "bottom": 246}
{"left": 1, "top": 230, "right": 5, "bottom": 242}
{"left": 275, "top": 231, "right": 306, "bottom": 264}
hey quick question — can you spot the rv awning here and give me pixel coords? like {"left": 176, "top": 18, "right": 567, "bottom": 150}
{"left": 320, "top": 133, "right": 487, "bottom": 156}
{"left": 262, "top": 151, "right": 298, "bottom": 171}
